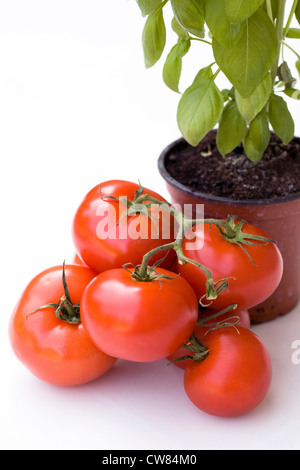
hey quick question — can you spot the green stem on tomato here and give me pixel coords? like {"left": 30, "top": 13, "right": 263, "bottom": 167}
{"left": 138, "top": 241, "right": 177, "bottom": 278}
{"left": 137, "top": 208, "right": 227, "bottom": 302}
{"left": 122, "top": 190, "right": 277, "bottom": 305}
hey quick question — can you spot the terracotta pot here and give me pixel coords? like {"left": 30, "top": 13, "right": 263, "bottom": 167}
{"left": 158, "top": 137, "right": 300, "bottom": 323}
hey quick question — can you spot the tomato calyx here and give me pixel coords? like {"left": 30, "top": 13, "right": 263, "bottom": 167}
{"left": 215, "top": 216, "right": 277, "bottom": 266}
{"left": 168, "top": 305, "right": 240, "bottom": 367}
{"left": 200, "top": 278, "right": 232, "bottom": 306}
{"left": 27, "top": 262, "right": 81, "bottom": 325}
{"left": 123, "top": 262, "right": 178, "bottom": 285}
{"left": 100, "top": 181, "right": 170, "bottom": 229}
{"left": 167, "top": 334, "right": 210, "bottom": 366}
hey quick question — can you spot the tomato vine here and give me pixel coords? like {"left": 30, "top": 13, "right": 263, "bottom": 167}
{"left": 107, "top": 183, "right": 278, "bottom": 308}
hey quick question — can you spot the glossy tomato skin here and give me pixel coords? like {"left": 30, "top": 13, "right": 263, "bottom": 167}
{"left": 9, "top": 265, "right": 117, "bottom": 387}
{"left": 178, "top": 222, "right": 283, "bottom": 311}
{"left": 184, "top": 327, "right": 272, "bottom": 417}
{"left": 168, "top": 308, "right": 251, "bottom": 369}
{"left": 72, "top": 180, "right": 176, "bottom": 274}
{"left": 81, "top": 267, "right": 199, "bottom": 362}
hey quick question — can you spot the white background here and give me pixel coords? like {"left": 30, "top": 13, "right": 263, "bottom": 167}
{"left": 1, "top": 0, "right": 300, "bottom": 451}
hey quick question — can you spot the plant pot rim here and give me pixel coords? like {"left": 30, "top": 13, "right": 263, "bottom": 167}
{"left": 158, "top": 137, "right": 300, "bottom": 207}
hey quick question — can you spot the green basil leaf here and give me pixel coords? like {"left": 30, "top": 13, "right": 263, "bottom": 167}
{"left": 171, "top": 17, "right": 189, "bottom": 38}
{"left": 163, "top": 37, "right": 191, "bottom": 92}
{"left": 216, "top": 101, "right": 247, "bottom": 157}
{"left": 171, "top": 0, "right": 205, "bottom": 38}
{"left": 284, "top": 88, "right": 300, "bottom": 100}
{"left": 204, "top": 0, "right": 242, "bottom": 48}
{"left": 263, "top": 0, "right": 279, "bottom": 20}
{"left": 142, "top": 6, "right": 166, "bottom": 68}
{"left": 177, "top": 66, "right": 224, "bottom": 146}
{"left": 235, "top": 73, "right": 272, "bottom": 123}
{"left": 268, "top": 93, "right": 295, "bottom": 145}
{"left": 137, "top": 0, "right": 164, "bottom": 16}
{"left": 225, "top": 0, "right": 264, "bottom": 23}
{"left": 243, "top": 109, "right": 270, "bottom": 161}
{"left": 286, "top": 28, "right": 300, "bottom": 39}
{"left": 213, "top": 9, "right": 278, "bottom": 98}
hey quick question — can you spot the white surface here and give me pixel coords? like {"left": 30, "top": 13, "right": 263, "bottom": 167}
{"left": 1, "top": 0, "right": 300, "bottom": 451}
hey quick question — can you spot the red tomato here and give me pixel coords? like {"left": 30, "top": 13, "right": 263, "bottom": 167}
{"left": 168, "top": 307, "right": 251, "bottom": 369}
{"left": 177, "top": 221, "right": 283, "bottom": 310}
{"left": 184, "top": 327, "right": 272, "bottom": 417}
{"left": 72, "top": 180, "right": 176, "bottom": 273}
{"left": 80, "top": 267, "right": 199, "bottom": 362}
{"left": 9, "top": 265, "right": 117, "bottom": 387}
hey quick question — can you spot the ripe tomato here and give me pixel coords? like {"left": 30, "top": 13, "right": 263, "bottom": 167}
{"left": 72, "top": 180, "right": 176, "bottom": 273}
{"left": 168, "top": 307, "right": 251, "bottom": 369}
{"left": 9, "top": 265, "right": 117, "bottom": 387}
{"left": 177, "top": 221, "right": 283, "bottom": 310}
{"left": 80, "top": 267, "right": 199, "bottom": 362}
{"left": 184, "top": 327, "right": 272, "bottom": 417}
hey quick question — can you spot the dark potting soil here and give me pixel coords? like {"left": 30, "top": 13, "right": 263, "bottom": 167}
{"left": 165, "top": 131, "right": 300, "bottom": 201}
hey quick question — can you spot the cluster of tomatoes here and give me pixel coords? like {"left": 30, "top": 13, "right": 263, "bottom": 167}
{"left": 9, "top": 180, "right": 284, "bottom": 417}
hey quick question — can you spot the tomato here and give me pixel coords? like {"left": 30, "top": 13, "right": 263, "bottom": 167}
{"left": 9, "top": 264, "right": 117, "bottom": 387}
{"left": 72, "top": 180, "right": 176, "bottom": 274}
{"left": 80, "top": 267, "right": 199, "bottom": 362}
{"left": 184, "top": 327, "right": 272, "bottom": 417}
{"left": 177, "top": 221, "right": 283, "bottom": 311}
{"left": 168, "top": 307, "right": 251, "bottom": 369}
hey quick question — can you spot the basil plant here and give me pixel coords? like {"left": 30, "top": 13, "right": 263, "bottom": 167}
{"left": 137, "top": 0, "right": 300, "bottom": 161}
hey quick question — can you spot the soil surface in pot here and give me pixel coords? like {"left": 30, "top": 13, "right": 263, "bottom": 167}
{"left": 165, "top": 131, "right": 300, "bottom": 201}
